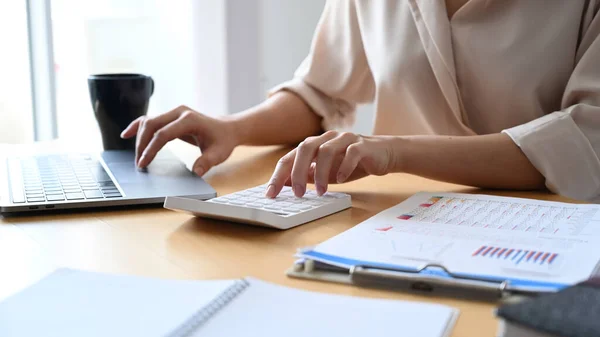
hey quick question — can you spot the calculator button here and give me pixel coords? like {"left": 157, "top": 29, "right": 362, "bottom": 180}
{"left": 320, "top": 195, "right": 337, "bottom": 201}
{"left": 295, "top": 205, "right": 312, "bottom": 210}
{"left": 168, "top": 185, "right": 351, "bottom": 229}
{"left": 264, "top": 205, "right": 282, "bottom": 211}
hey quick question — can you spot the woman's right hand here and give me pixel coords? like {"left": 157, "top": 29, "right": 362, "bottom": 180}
{"left": 120, "top": 105, "right": 238, "bottom": 176}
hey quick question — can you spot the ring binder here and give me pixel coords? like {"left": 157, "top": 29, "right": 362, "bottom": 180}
{"left": 167, "top": 279, "right": 250, "bottom": 337}
{"left": 350, "top": 263, "right": 511, "bottom": 300}
{"left": 289, "top": 259, "right": 517, "bottom": 301}
{"left": 289, "top": 192, "right": 600, "bottom": 301}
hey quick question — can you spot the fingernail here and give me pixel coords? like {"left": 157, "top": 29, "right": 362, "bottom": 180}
{"left": 265, "top": 184, "right": 276, "bottom": 198}
{"left": 293, "top": 184, "right": 305, "bottom": 197}
{"left": 120, "top": 130, "right": 126, "bottom": 138}
{"left": 194, "top": 167, "right": 205, "bottom": 176}
{"left": 337, "top": 172, "right": 346, "bottom": 183}
{"left": 316, "top": 184, "right": 326, "bottom": 196}
{"left": 138, "top": 154, "right": 147, "bottom": 167}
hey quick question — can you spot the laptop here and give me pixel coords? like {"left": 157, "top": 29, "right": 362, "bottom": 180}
{"left": 0, "top": 149, "right": 216, "bottom": 214}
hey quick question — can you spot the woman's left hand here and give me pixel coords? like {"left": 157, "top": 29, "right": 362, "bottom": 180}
{"left": 266, "top": 130, "right": 399, "bottom": 198}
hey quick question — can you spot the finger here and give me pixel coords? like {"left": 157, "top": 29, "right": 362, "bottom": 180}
{"left": 137, "top": 115, "right": 194, "bottom": 168}
{"left": 286, "top": 162, "right": 315, "bottom": 185}
{"left": 136, "top": 106, "right": 188, "bottom": 166}
{"left": 191, "top": 145, "right": 227, "bottom": 177}
{"left": 180, "top": 135, "right": 198, "bottom": 146}
{"left": 291, "top": 132, "right": 338, "bottom": 197}
{"left": 337, "top": 143, "right": 364, "bottom": 183}
{"left": 265, "top": 149, "right": 296, "bottom": 198}
{"left": 307, "top": 162, "right": 316, "bottom": 184}
{"left": 120, "top": 117, "right": 144, "bottom": 139}
{"left": 314, "top": 133, "right": 358, "bottom": 195}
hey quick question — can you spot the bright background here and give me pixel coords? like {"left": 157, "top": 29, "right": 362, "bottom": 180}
{"left": 0, "top": 0, "right": 374, "bottom": 148}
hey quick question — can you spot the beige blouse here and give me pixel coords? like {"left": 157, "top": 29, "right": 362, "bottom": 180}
{"left": 271, "top": 0, "right": 600, "bottom": 202}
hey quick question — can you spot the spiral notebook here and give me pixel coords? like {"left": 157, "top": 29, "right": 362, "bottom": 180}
{"left": 0, "top": 269, "right": 458, "bottom": 337}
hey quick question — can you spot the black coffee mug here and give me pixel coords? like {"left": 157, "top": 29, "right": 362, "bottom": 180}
{"left": 88, "top": 73, "right": 154, "bottom": 150}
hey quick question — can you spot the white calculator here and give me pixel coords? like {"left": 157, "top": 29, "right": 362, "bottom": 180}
{"left": 163, "top": 185, "right": 351, "bottom": 230}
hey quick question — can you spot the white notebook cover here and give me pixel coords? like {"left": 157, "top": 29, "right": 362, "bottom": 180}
{"left": 0, "top": 269, "right": 235, "bottom": 337}
{"left": 0, "top": 269, "right": 458, "bottom": 337}
{"left": 197, "top": 278, "right": 458, "bottom": 337}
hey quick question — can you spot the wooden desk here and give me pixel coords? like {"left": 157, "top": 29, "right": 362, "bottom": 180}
{"left": 0, "top": 146, "right": 574, "bottom": 336}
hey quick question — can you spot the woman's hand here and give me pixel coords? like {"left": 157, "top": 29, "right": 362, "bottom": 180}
{"left": 266, "top": 131, "right": 399, "bottom": 198}
{"left": 120, "top": 105, "right": 238, "bottom": 176}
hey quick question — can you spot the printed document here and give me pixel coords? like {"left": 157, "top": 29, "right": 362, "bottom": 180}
{"left": 299, "top": 192, "right": 600, "bottom": 292}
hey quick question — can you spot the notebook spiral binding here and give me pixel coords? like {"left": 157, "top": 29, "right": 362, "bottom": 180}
{"left": 168, "top": 279, "right": 251, "bottom": 337}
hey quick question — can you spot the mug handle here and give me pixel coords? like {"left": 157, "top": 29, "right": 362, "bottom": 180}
{"left": 150, "top": 77, "right": 155, "bottom": 96}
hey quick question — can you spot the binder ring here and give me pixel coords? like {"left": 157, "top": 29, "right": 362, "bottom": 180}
{"left": 349, "top": 262, "right": 511, "bottom": 298}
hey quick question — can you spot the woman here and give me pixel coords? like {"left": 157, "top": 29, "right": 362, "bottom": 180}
{"left": 122, "top": 0, "right": 600, "bottom": 201}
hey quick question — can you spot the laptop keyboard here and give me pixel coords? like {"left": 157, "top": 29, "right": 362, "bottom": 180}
{"left": 8, "top": 154, "right": 123, "bottom": 204}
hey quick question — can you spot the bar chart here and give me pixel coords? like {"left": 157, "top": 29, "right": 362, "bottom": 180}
{"left": 471, "top": 245, "right": 559, "bottom": 266}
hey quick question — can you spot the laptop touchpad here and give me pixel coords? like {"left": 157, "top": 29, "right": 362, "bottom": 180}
{"left": 106, "top": 161, "right": 208, "bottom": 198}
{"left": 101, "top": 150, "right": 214, "bottom": 199}
{"left": 107, "top": 160, "right": 183, "bottom": 184}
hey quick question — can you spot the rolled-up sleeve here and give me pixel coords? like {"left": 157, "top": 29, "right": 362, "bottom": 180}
{"left": 503, "top": 7, "right": 600, "bottom": 201}
{"left": 269, "top": 0, "right": 375, "bottom": 130}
